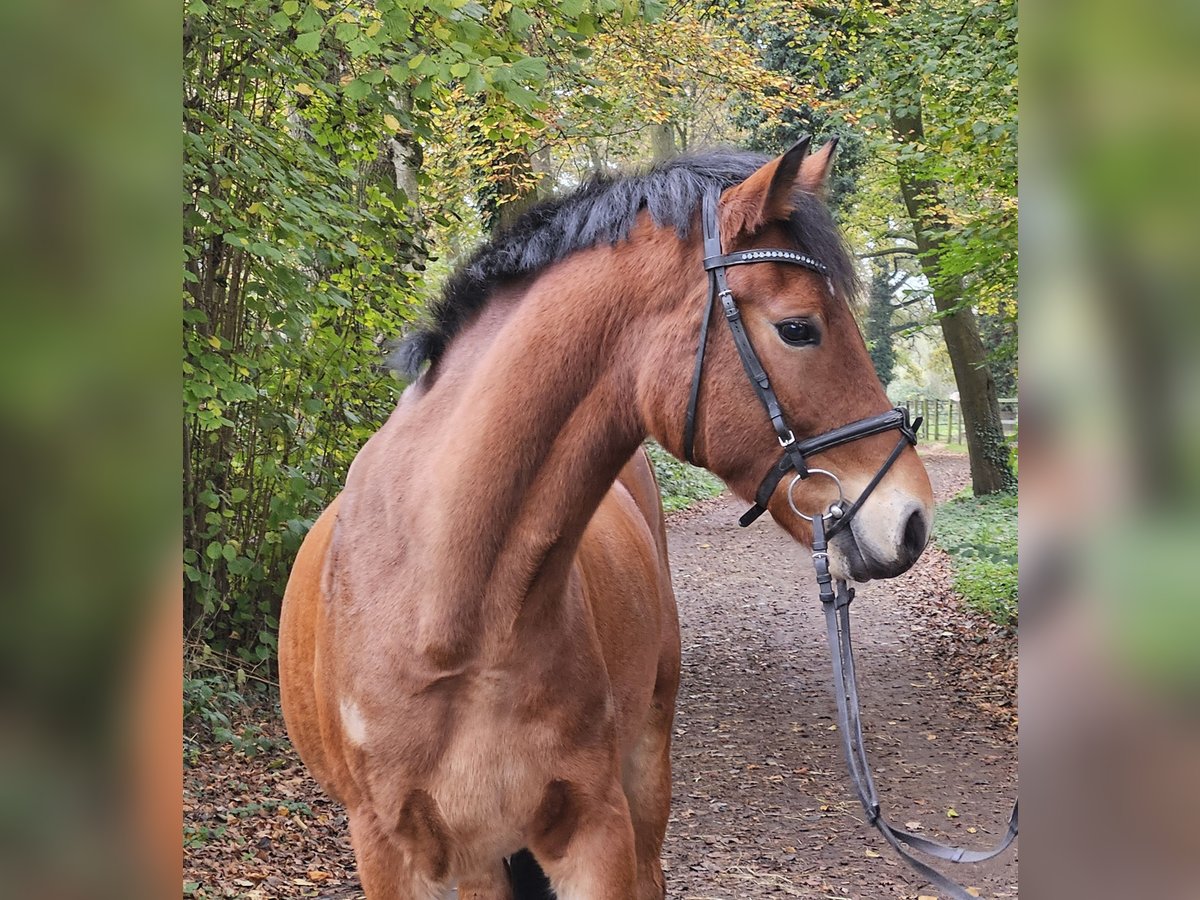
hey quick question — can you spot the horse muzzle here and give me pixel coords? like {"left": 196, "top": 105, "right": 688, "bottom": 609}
{"left": 827, "top": 494, "right": 931, "bottom": 582}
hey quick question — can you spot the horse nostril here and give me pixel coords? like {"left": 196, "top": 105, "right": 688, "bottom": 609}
{"left": 902, "top": 508, "right": 928, "bottom": 562}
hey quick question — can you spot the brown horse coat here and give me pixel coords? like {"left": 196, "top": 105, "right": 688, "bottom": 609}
{"left": 279, "top": 143, "right": 933, "bottom": 900}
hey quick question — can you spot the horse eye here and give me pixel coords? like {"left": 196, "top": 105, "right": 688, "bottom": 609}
{"left": 776, "top": 319, "right": 819, "bottom": 346}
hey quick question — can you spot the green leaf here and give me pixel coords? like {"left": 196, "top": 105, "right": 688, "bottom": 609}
{"left": 282, "top": 0, "right": 299, "bottom": 13}
{"left": 508, "top": 6, "right": 533, "bottom": 35}
{"left": 581, "top": 14, "right": 601, "bottom": 37}
{"left": 228, "top": 557, "right": 254, "bottom": 577}
{"left": 294, "top": 31, "right": 322, "bottom": 53}
{"left": 464, "top": 67, "right": 486, "bottom": 94}
{"left": 343, "top": 78, "right": 370, "bottom": 100}
{"left": 643, "top": 0, "right": 666, "bottom": 21}
{"left": 450, "top": 62, "right": 470, "bottom": 78}
{"left": 500, "top": 81, "right": 540, "bottom": 111}
{"left": 510, "top": 56, "right": 547, "bottom": 83}
{"left": 296, "top": 4, "right": 323, "bottom": 31}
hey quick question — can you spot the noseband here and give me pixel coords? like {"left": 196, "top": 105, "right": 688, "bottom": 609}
{"left": 681, "top": 190, "right": 1017, "bottom": 899}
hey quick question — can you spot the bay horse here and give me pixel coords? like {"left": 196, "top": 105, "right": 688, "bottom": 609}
{"left": 279, "top": 139, "right": 934, "bottom": 899}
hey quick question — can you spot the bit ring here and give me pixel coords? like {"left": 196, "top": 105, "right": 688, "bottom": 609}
{"left": 787, "top": 468, "right": 845, "bottom": 522}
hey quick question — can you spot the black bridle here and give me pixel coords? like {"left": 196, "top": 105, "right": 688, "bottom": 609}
{"left": 683, "top": 191, "right": 919, "bottom": 531}
{"left": 682, "top": 189, "right": 1018, "bottom": 899}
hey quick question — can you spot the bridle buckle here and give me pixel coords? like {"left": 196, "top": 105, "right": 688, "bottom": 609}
{"left": 778, "top": 430, "right": 796, "bottom": 448}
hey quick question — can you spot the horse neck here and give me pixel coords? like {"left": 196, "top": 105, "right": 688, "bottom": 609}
{"left": 404, "top": 223, "right": 691, "bottom": 661}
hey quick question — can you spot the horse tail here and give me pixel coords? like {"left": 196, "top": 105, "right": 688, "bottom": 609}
{"left": 507, "top": 849, "right": 555, "bottom": 899}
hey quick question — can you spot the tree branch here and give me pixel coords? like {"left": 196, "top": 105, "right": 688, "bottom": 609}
{"left": 889, "top": 294, "right": 931, "bottom": 310}
{"left": 858, "top": 247, "right": 917, "bottom": 260}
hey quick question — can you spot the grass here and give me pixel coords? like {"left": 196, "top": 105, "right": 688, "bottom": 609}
{"left": 643, "top": 440, "right": 724, "bottom": 512}
{"left": 933, "top": 488, "right": 1017, "bottom": 626}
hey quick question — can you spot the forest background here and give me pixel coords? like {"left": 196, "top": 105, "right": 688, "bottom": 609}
{"left": 183, "top": 0, "right": 1017, "bottom": 689}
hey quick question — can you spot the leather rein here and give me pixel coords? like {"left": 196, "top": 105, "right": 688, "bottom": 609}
{"left": 682, "top": 190, "right": 1018, "bottom": 899}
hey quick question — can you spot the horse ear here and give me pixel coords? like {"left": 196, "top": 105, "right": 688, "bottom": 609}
{"left": 797, "top": 137, "right": 839, "bottom": 196}
{"left": 721, "top": 136, "right": 818, "bottom": 236}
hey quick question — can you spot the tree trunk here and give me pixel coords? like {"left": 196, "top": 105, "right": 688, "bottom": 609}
{"left": 891, "top": 101, "right": 1014, "bottom": 494}
{"left": 585, "top": 138, "right": 606, "bottom": 176}
{"left": 651, "top": 121, "right": 677, "bottom": 163}
{"left": 492, "top": 149, "right": 539, "bottom": 231}
{"left": 865, "top": 262, "right": 896, "bottom": 388}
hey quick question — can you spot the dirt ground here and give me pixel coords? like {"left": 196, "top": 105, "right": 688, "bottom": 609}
{"left": 658, "top": 450, "right": 1017, "bottom": 899}
{"left": 184, "top": 450, "right": 1017, "bottom": 899}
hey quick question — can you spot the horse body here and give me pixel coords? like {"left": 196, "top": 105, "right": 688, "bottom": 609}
{"left": 281, "top": 255, "right": 684, "bottom": 899}
{"left": 280, "top": 143, "right": 935, "bottom": 899}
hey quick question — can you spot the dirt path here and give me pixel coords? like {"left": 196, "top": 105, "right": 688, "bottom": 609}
{"left": 184, "top": 451, "right": 1017, "bottom": 899}
{"left": 660, "top": 450, "right": 1017, "bottom": 899}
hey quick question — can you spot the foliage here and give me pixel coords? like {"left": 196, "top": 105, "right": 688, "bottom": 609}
{"left": 865, "top": 264, "right": 896, "bottom": 386}
{"left": 183, "top": 0, "right": 1018, "bottom": 672}
{"left": 421, "top": 1, "right": 798, "bottom": 241}
{"left": 184, "top": 673, "right": 249, "bottom": 763}
{"left": 832, "top": 0, "right": 1018, "bottom": 321}
{"left": 934, "top": 489, "right": 1017, "bottom": 625}
{"left": 644, "top": 441, "right": 724, "bottom": 512}
{"left": 182, "top": 0, "right": 611, "bottom": 671}
{"left": 734, "top": 0, "right": 1017, "bottom": 385}
{"left": 727, "top": 1, "right": 869, "bottom": 211}
{"left": 185, "top": 668, "right": 284, "bottom": 765}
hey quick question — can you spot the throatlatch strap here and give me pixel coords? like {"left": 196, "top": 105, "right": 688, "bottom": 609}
{"left": 683, "top": 275, "right": 717, "bottom": 465}
{"left": 682, "top": 193, "right": 728, "bottom": 465}
{"left": 810, "top": 516, "right": 1019, "bottom": 899}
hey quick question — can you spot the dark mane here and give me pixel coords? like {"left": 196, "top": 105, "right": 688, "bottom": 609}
{"left": 393, "top": 149, "right": 860, "bottom": 376}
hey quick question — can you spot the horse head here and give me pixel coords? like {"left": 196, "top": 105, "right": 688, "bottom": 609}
{"left": 641, "top": 140, "right": 934, "bottom": 581}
